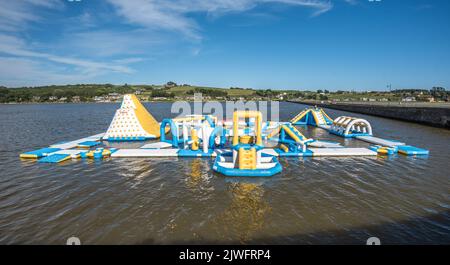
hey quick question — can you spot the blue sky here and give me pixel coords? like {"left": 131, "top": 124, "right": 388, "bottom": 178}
{"left": 0, "top": 0, "right": 449, "bottom": 90}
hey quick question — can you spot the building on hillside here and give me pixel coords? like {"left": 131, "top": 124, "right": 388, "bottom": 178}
{"left": 107, "top": 93, "right": 122, "bottom": 101}
{"left": 94, "top": 96, "right": 105, "bottom": 102}
{"left": 402, "top": 97, "right": 416, "bottom": 102}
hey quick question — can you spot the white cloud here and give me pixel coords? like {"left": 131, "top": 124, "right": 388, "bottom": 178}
{"left": 0, "top": 1, "right": 139, "bottom": 86}
{"left": 60, "top": 29, "right": 167, "bottom": 57}
{"left": 106, "top": 0, "right": 335, "bottom": 39}
{"left": 0, "top": 34, "right": 133, "bottom": 73}
{"left": 0, "top": 0, "right": 62, "bottom": 31}
{"left": 0, "top": 57, "right": 101, "bottom": 87}
{"left": 114, "top": 57, "right": 146, "bottom": 64}
{"left": 0, "top": 0, "right": 347, "bottom": 86}
{"left": 343, "top": 0, "right": 357, "bottom": 5}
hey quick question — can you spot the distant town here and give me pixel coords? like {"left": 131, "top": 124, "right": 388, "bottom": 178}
{"left": 0, "top": 82, "right": 448, "bottom": 104}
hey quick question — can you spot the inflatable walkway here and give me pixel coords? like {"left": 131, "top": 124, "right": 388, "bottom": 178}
{"left": 291, "top": 107, "right": 429, "bottom": 156}
{"left": 103, "top": 94, "right": 161, "bottom": 141}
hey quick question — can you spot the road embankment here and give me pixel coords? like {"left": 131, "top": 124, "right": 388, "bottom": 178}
{"left": 288, "top": 101, "right": 450, "bottom": 129}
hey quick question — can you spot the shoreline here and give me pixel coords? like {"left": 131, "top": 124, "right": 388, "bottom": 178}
{"left": 3, "top": 100, "right": 450, "bottom": 129}
{"left": 288, "top": 100, "right": 450, "bottom": 129}
{"left": 0, "top": 100, "right": 176, "bottom": 105}
{"left": 0, "top": 99, "right": 284, "bottom": 105}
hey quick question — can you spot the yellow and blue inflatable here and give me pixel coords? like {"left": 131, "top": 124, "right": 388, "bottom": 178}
{"left": 213, "top": 111, "right": 282, "bottom": 177}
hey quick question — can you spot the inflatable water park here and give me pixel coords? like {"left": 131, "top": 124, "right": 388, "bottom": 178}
{"left": 20, "top": 94, "right": 429, "bottom": 177}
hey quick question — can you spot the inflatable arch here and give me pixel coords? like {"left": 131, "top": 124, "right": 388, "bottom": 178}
{"left": 160, "top": 115, "right": 224, "bottom": 149}
{"left": 330, "top": 116, "right": 372, "bottom": 138}
{"left": 160, "top": 119, "right": 180, "bottom": 147}
{"left": 208, "top": 126, "right": 227, "bottom": 149}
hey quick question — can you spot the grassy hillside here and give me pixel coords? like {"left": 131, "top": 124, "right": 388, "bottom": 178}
{"left": 0, "top": 83, "right": 280, "bottom": 103}
{"left": 0, "top": 83, "right": 447, "bottom": 103}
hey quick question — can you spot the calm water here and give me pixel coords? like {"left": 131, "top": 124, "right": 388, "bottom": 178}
{"left": 0, "top": 102, "right": 449, "bottom": 244}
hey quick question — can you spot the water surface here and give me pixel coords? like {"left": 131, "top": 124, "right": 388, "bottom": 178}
{"left": 0, "top": 102, "right": 449, "bottom": 244}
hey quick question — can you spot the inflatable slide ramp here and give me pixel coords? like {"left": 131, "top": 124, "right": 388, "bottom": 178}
{"left": 291, "top": 107, "right": 333, "bottom": 126}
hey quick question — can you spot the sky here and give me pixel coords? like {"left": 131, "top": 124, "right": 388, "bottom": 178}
{"left": 0, "top": 0, "right": 449, "bottom": 90}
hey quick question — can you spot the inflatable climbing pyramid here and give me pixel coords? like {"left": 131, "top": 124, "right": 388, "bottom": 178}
{"left": 104, "top": 94, "right": 161, "bottom": 141}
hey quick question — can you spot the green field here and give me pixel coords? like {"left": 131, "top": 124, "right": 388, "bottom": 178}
{"left": 165, "top": 85, "right": 256, "bottom": 97}
{"left": 0, "top": 83, "right": 447, "bottom": 103}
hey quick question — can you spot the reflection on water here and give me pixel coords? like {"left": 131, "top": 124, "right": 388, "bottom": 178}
{"left": 0, "top": 102, "right": 449, "bottom": 244}
{"left": 186, "top": 159, "right": 206, "bottom": 188}
{"left": 215, "top": 182, "right": 270, "bottom": 243}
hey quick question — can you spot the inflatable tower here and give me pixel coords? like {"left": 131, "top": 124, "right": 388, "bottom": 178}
{"left": 104, "top": 94, "right": 161, "bottom": 141}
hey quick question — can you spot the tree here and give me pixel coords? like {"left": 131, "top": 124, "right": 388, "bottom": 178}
{"left": 319, "top": 94, "right": 328, "bottom": 100}
{"left": 166, "top": 81, "right": 177, "bottom": 87}
{"left": 430, "top": 87, "right": 447, "bottom": 100}
{"left": 0, "top": 87, "right": 10, "bottom": 103}
{"left": 151, "top": 90, "right": 171, "bottom": 97}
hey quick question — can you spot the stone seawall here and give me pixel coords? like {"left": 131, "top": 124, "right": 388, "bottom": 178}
{"left": 289, "top": 101, "right": 450, "bottom": 129}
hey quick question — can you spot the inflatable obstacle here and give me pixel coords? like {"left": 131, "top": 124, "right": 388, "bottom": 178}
{"left": 296, "top": 108, "right": 430, "bottom": 156}
{"left": 103, "top": 94, "right": 161, "bottom": 141}
{"left": 308, "top": 147, "right": 377, "bottom": 156}
{"left": 20, "top": 133, "right": 104, "bottom": 161}
{"left": 50, "top": 133, "right": 104, "bottom": 149}
{"left": 277, "top": 123, "right": 315, "bottom": 156}
{"left": 397, "top": 146, "right": 429, "bottom": 156}
{"left": 77, "top": 141, "right": 101, "bottom": 148}
{"left": 369, "top": 145, "right": 398, "bottom": 155}
{"left": 159, "top": 115, "right": 226, "bottom": 156}
{"left": 19, "top": 97, "right": 430, "bottom": 175}
{"left": 329, "top": 116, "right": 372, "bottom": 138}
{"left": 368, "top": 145, "right": 429, "bottom": 156}
{"left": 84, "top": 148, "right": 115, "bottom": 159}
{"left": 109, "top": 147, "right": 377, "bottom": 158}
{"left": 38, "top": 153, "right": 72, "bottom": 163}
{"left": 355, "top": 135, "right": 405, "bottom": 147}
{"left": 291, "top": 107, "right": 333, "bottom": 126}
{"left": 22, "top": 148, "right": 93, "bottom": 163}
{"left": 20, "top": 147, "right": 62, "bottom": 159}
{"left": 213, "top": 111, "right": 282, "bottom": 177}
{"left": 267, "top": 122, "right": 314, "bottom": 156}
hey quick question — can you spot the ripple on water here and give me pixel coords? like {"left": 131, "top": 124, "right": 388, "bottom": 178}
{"left": 0, "top": 102, "right": 449, "bottom": 244}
